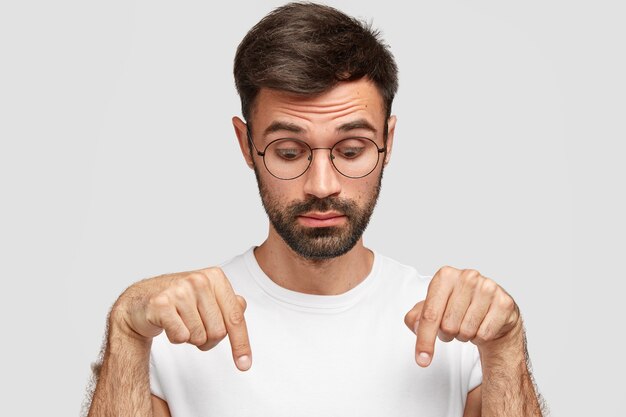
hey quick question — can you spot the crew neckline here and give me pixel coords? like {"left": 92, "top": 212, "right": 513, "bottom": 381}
{"left": 243, "top": 247, "right": 383, "bottom": 313}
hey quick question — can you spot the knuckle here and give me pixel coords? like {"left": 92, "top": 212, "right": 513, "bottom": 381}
{"left": 144, "top": 308, "right": 163, "bottom": 328}
{"left": 437, "top": 329, "right": 454, "bottom": 341}
{"left": 171, "top": 284, "right": 191, "bottom": 301}
{"left": 188, "top": 335, "right": 205, "bottom": 346}
{"left": 512, "top": 304, "right": 521, "bottom": 320}
{"left": 205, "top": 267, "right": 227, "bottom": 284}
{"left": 189, "top": 336, "right": 207, "bottom": 347}
{"left": 167, "top": 328, "right": 189, "bottom": 344}
{"left": 438, "top": 265, "right": 460, "bottom": 280}
{"left": 462, "top": 269, "right": 481, "bottom": 284}
{"left": 186, "top": 272, "right": 208, "bottom": 289}
{"left": 209, "top": 326, "right": 228, "bottom": 341}
{"left": 480, "top": 278, "right": 498, "bottom": 295}
{"left": 441, "top": 310, "right": 458, "bottom": 328}
{"left": 457, "top": 328, "right": 474, "bottom": 341}
{"left": 440, "top": 320, "right": 459, "bottom": 336}
{"left": 420, "top": 306, "right": 439, "bottom": 323}
{"left": 197, "top": 340, "right": 220, "bottom": 352}
{"left": 439, "top": 265, "right": 453, "bottom": 276}
{"left": 204, "top": 266, "right": 220, "bottom": 276}
{"left": 236, "top": 295, "right": 247, "bottom": 311}
{"left": 404, "top": 311, "right": 416, "bottom": 328}
{"left": 149, "top": 294, "right": 171, "bottom": 310}
{"left": 498, "top": 294, "right": 515, "bottom": 310}
{"left": 188, "top": 327, "right": 207, "bottom": 346}
{"left": 229, "top": 309, "right": 245, "bottom": 326}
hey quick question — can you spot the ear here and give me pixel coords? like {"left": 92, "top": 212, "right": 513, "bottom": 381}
{"left": 383, "top": 115, "right": 397, "bottom": 166}
{"left": 232, "top": 116, "right": 255, "bottom": 169}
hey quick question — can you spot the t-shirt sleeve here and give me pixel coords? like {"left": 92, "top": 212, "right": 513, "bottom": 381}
{"left": 467, "top": 344, "right": 483, "bottom": 391}
{"left": 149, "top": 350, "right": 166, "bottom": 400}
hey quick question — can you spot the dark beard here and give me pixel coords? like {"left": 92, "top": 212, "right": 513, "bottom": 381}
{"left": 254, "top": 167, "right": 383, "bottom": 260}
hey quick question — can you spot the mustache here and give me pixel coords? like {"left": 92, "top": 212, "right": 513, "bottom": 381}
{"left": 286, "top": 197, "right": 357, "bottom": 217}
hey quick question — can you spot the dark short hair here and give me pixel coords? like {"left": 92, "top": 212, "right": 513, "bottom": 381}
{"left": 234, "top": 2, "right": 398, "bottom": 123}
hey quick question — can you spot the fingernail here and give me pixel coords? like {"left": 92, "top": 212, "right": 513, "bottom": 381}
{"left": 416, "top": 352, "right": 431, "bottom": 367}
{"left": 237, "top": 355, "right": 251, "bottom": 371}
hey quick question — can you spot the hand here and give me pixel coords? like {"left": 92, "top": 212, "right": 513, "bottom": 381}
{"left": 404, "top": 266, "right": 521, "bottom": 367}
{"left": 112, "top": 267, "right": 252, "bottom": 371}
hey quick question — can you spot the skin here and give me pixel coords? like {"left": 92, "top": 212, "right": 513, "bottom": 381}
{"left": 87, "top": 78, "right": 544, "bottom": 417}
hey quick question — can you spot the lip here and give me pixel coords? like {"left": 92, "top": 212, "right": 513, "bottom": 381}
{"left": 297, "top": 212, "right": 346, "bottom": 227}
{"left": 301, "top": 211, "right": 343, "bottom": 220}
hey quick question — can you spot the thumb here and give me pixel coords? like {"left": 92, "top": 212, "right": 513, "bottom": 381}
{"left": 236, "top": 295, "right": 247, "bottom": 312}
{"left": 404, "top": 300, "right": 425, "bottom": 334}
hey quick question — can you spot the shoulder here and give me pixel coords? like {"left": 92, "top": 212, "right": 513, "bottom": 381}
{"left": 218, "top": 248, "right": 251, "bottom": 271}
{"left": 375, "top": 252, "right": 431, "bottom": 284}
{"left": 215, "top": 247, "right": 256, "bottom": 291}
{"left": 373, "top": 252, "right": 432, "bottom": 300}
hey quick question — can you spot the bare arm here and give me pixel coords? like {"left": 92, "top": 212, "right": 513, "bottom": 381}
{"left": 87, "top": 310, "right": 153, "bottom": 417}
{"left": 85, "top": 268, "right": 251, "bottom": 417}
{"left": 463, "top": 327, "right": 547, "bottom": 417}
{"left": 478, "top": 324, "right": 546, "bottom": 417}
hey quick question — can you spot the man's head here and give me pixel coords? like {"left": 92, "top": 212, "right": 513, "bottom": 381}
{"left": 232, "top": 3, "right": 398, "bottom": 261}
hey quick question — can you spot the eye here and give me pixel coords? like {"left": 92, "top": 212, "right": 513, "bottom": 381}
{"left": 337, "top": 146, "right": 364, "bottom": 158}
{"left": 334, "top": 138, "right": 369, "bottom": 159}
{"left": 271, "top": 140, "right": 309, "bottom": 161}
{"left": 276, "top": 148, "right": 305, "bottom": 160}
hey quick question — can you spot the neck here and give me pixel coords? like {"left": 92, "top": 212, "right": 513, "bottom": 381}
{"left": 254, "top": 227, "right": 374, "bottom": 295}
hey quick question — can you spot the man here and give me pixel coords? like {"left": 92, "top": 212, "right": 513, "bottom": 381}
{"left": 87, "top": 3, "right": 545, "bottom": 416}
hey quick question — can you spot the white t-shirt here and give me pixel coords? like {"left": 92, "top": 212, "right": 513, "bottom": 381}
{"left": 150, "top": 248, "right": 482, "bottom": 416}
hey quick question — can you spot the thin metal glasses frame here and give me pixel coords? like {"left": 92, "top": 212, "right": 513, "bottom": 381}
{"left": 246, "top": 127, "right": 386, "bottom": 180}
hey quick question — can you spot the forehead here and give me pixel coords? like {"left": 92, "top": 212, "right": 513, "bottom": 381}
{"left": 250, "top": 78, "right": 386, "bottom": 134}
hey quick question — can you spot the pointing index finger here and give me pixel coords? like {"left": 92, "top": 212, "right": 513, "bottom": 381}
{"left": 415, "top": 268, "right": 456, "bottom": 367}
{"left": 210, "top": 269, "right": 252, "bottom": 371}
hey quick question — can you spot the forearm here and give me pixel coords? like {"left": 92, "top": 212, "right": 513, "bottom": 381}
{"left": 88, "top": 312, "right": 154, "bottom": 417}
{"left": 479, "top": 325, "right": 545, "bottom": 417}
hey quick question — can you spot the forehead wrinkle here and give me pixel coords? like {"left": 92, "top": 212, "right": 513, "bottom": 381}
{"left": 327, "top": 108, "right": 372, "bottom": 122}
{"left": 271, "top": 99, "right": 373, "bottom": 120}
{"left": 264, "top": 106, "right": 379, "bottom": 140}
{"left": 279, "top": 98, "right": 369, "bottom": 115}
{"left": 270, "top": 109, "right": 315, "bottom": 129}
{"left": 267, "top": 108, "right": 377, "bottom": 136}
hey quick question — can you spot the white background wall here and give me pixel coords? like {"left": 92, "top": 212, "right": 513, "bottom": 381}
{"left": 1, "top": 1, "right": 624, "bottom": 416}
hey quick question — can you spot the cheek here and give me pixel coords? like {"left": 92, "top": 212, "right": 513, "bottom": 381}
{"left": 352, "top": 177, "right": 379, "bottom": 199}
{"left": 261, "top": 175, "right": 301, "bottom": 203}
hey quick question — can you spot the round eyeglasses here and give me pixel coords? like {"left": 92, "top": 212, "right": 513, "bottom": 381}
{"left": 247, "top": 130, "right": 387, "bottom": 180}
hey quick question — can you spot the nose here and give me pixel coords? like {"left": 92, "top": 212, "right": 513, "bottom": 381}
{"left": 302, "top": 148, "right": 342, "bottom": 199}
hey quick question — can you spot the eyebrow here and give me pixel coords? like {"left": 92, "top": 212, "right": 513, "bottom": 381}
{"left": 263, "top": 121, "right": 304, "bottom": 136}
{"left": 336, "top": 119, "right": 377, "bottom": 134}
{"left": 263, "top": 118, "right": 377, "bottom": 137}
